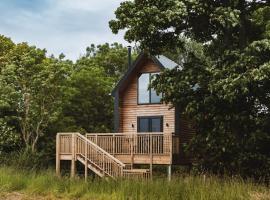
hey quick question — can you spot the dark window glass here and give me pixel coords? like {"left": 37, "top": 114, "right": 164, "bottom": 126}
{"left": 138, "top": 116, "right": 163, "bottom": 132}
{"left": 138, "top": 118, "right": 149, "bottom": 132}
{"left": 151, "top": 118, "right": 162, "bottom": 132}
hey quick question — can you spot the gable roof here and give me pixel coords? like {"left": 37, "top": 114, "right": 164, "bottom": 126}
{"left": 154, "top": 55, "right": 179, "bottom": 70}
{"left": 112, "top": 52, "right": 180, "bottom": 96}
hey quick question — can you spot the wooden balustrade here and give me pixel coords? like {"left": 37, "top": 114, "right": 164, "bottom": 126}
{"left": 59, "top": 134, "right": 72, "bottom": 154}
{"left": 57, "top": 133, "right": 125, "bottom": 178}
{"left": 57, "top": 132, "right": 173, "bottom": 180}
{"left": 86, "top": 133, "right": 172, "bottom": 156}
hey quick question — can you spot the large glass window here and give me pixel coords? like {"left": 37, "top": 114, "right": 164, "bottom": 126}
{"left": 138, "top": 73, "right": 162, "bottom": 104}
{"left": 138, "top": 73, "right": 150, "bottom": 104}
{"left": 138, "top": 116, "right": 163, "bottom": 132}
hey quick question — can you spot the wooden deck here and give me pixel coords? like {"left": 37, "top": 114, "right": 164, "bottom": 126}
{"left": 86, "top": 133, "right": 172, "bottom": 165}
{"left": 56, "top": 132, "right": 174, "bottom": 180}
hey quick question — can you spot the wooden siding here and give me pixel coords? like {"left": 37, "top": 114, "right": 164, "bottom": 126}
{"left": 119, "top": 58, "right": 175, "bottom": 134}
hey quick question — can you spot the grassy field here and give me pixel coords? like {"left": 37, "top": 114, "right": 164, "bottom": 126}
{"left": 0, "top": 167, "right": 269, "bottom": 200}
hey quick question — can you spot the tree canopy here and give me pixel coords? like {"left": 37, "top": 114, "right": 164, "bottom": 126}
{"left": 110, "top": 0, "right": 270, "bottom": 178}
{"left": 0, "top": 36, "right": 131, "bottom": 159}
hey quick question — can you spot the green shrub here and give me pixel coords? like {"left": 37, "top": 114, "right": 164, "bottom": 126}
{"left": 0, "top": 149, "right": 51, "bottom": 170}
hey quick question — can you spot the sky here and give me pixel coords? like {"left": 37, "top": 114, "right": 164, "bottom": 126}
{"left": 0, "top": 0, "right": 128, "bottom": 60}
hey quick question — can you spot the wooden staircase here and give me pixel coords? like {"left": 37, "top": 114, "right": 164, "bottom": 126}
{"left": 56, "top": 133, "right": 150, "bottom": 180}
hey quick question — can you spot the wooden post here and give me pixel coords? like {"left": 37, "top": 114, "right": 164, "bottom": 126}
{"left": 131, "top": 134, "right": 134, "bottom": 168}
{"left": 113, "top": 134, "right": 115, "bottom": 156}
{"left": 168, "top": 133, "right": 173, "bottom": 181}
{"left": 102, "top": 154, "right": 105, "bottom": 176}
{"left": 150, "top": 134, "right": 153, "bottom": 179}
{"left": 71, "top": 133, "right": 76, "bottom": 178}
{"left": 84, "top": 139, "right": 88, "bottom": 182}
{"left": 167, "top": 165, "right": 172, "bottom": 181}
{"left": 56, "top": 133, "right": 60, "bottom": 177}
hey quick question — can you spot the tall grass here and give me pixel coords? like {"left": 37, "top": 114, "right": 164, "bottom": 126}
{"left": 0, "top": 167, "right": 269, "bottom": 200}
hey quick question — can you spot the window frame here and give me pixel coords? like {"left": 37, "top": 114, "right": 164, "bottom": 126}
{"left": 137, "top": 72, "right": 162, "bottom": 105}
{"left": 137, "top": 116, "right": 163, "bottom": 133}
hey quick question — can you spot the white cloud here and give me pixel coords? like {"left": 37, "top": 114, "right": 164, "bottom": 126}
{"left": 54, "top": 0, "right": 122, "bottom": 12}
{"left": 0, "top": 0, "right": 128, "bottom": 61}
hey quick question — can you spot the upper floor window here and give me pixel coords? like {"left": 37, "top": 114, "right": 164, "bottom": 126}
{"left": 138, "top": 73, "right": 162, "bottom": 104}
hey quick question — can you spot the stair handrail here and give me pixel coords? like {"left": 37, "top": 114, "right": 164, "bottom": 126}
{"left": 75, "top": 133, "right": 125, "bottom": 167}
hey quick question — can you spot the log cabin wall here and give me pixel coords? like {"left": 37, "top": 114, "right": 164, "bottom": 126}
{"left": 118, "top": 58, "right": 175, "bottom": 134}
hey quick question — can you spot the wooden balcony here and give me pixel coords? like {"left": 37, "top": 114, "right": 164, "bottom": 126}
{"left": 86, "top": 133, "right": 173, "bottom": 165}
{"left": 56, "top": 133, "right": 152, "bottom": 179}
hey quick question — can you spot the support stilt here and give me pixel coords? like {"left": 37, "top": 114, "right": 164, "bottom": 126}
{"left": 56, "top": 133, "right": 60, "bottom": 177}
{"left": 150, "top": 134, "right": 153, "bottom": 179}
{"left": 150, "top": 163, "right": 153, "bottom": 179}
{"left": 71, "top": 133, "right": 76, "bottom": 178}
{"left": 85, "top": 140, "right": 88, "bottom": 182}
{"left": 167, "top": 165, "right": 172, "bottom": 181}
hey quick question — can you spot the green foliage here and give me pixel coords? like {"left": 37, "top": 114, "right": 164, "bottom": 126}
{"left": 0, "top": 40, "right": 72, "bottom": 152}
{"left": 79, "top": 43, "right": 130, "bottom": 79}
{"left": 0, "top": 150, "right": 50, "bottom": 171}
{"left": 61, "top": 67, "right": 115, "bottom": 133}
{"left": 0, "top": 35, "right": 131, "bottom": 166}
{"left": 0, "top": 119, "right": 20, "bottom": 153}
{"left": 52, "top": 43, "right": 132, "bottom": 133}
{"left": 0, "top": 166, "right": 269, "bottom": 200}
{"left": 110, "top": 1, "right": 270, "bottom": 179}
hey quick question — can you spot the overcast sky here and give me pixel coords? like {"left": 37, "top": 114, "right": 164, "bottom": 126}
{"left": 0, "top": 0, "right": 128, "bottom": 60}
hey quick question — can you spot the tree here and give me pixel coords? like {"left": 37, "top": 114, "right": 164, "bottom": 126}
{"left": 61, "top": 67, "right": 115, "bottom": 133}
{"left": 110, "top": 1, "right": 270, "bottom": 178}
{"left": 57, "top": 44, "right": 136, "bottom": 133}
{"left": 0, "top": 118, "right": 20, "bottom": 154}
{"left": 78, "top": 43, "right": 131, "bottom": 79}
{"left": 0, "top": 41, "right": 72, "bottom": 152}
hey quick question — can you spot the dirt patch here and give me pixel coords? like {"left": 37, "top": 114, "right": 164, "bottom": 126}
{"left": 250, "top": 192, "right": 270, "bottom": 200}
{"left": 0, "top": 192, "right": 24, "bottom": 200}
{"left": 0, "top": 192, "right": 57, "bottom": 200}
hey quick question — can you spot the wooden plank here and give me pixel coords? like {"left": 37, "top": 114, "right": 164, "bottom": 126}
{"left": 150, "top": 134, "right": 153, "bottom": 179}
{"left": 71, "top": 133, "right": 76, "bottom": 178}
{"left": 60, "top": 154, "right": 72, "bottom": 160}
{"left": 85, "top": 139, "right": 88, "bottom": 182}
{"left": 56, "top": 133, "right": 60, "bottom": 177}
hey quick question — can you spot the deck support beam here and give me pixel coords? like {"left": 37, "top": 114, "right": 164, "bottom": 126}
{"left": 85, "top": 140, "right": 88, "bottom": 182}
{"left": 150, "top": 134, "right": 153, "bottom": 179}
{"left": 56, "top": 133, "right": 60, "bottom": 177}
{"left": 71, "top": 133, "right": 76, "bottom": 178}
{"left": 167, "top": 165, "right": 172, "bottom": 181}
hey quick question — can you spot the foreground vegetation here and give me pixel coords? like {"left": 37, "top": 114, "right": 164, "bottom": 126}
{"left": 0, "top": 167, "right": 269, "bottom": 200}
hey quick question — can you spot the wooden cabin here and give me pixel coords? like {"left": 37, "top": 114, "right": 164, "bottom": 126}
{"left": 56, "top": 51, "right": 195, "bottom": 180}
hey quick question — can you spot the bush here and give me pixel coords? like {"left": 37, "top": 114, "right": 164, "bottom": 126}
{"left": 0, "top": 118, "right": 20, "bottom": 153}
{"left": 0, "top": 149, "right": 52, "bottom": 171}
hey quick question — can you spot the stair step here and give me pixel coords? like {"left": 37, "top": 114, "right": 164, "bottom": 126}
{"left": 123, "top": 169, "right": 149, "bottom": 173}
{"left": 123, "top": 168, "right": 151, "bottom": 179}
{"left": 123, "top": 164, "right": 133, "bottom": 170}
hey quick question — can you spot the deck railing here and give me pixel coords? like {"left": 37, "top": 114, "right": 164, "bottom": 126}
{"left": 57, "top": 133, "right": 125, "bottom": 178}
{"left": 86, "top": 133, "right": 172, "bottom": 156}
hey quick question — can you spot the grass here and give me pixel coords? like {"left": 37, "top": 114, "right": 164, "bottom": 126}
{"left": 0, "top": 166, "right": 269, "bottom": 200}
